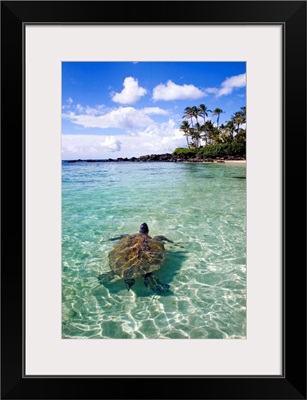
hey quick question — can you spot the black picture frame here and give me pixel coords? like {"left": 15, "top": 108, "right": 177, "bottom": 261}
{"left": 1, "top": 1, "right": 306, "bottom": 399}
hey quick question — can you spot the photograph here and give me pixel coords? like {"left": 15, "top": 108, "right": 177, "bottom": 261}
{"left": 62, "top": 61, "right": 247, "bottom": 339}
{"left": 1, "top": 0, "right": 306, "bottom": 398}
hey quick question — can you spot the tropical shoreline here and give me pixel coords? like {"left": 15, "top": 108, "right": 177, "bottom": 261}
{"left": 64, "top": 153, "right": 246, "bottom": 164}
{"left": 185, "top": 159, "right": 246, "bottom": 165}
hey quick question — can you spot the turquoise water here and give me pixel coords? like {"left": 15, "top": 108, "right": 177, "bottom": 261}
{"left": 62, "top": 161, "right": 246, "bottom": 339}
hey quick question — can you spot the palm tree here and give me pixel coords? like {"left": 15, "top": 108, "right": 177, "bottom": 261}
{"left": 208, "top": 122, "right": 219, "bottom": 144}
{"left": 234, "top": 128, "right": 246, "bottom": 143}
{"left": 194, "top": 122, "right": 202, "bottom": 148}
{"left": 198, "top": 104, "right": 211, "bottom": 124}
{"left": 185, "top": 127, "right": 197, "bottom": 149}
{"left": 239, "top": 106, "right": 246, "bottom": 123}
{"left": 225, "top": 120, "right": 236, "bottom": 139}
{"left": 231, "top": 111, "right": 245, "bottom": 133}
{"left": 191, "top": 106, "right": 200, "bottom": 125}
{"left": 201, "top": 120, "right": 215, "bottom": 144}
{"left": 182, "top": 106, "right": 203, "bottom": 148}
{"left": 212, "top": 108, "right": 225, "bottom": 130}
{"left": 182, "top": 107, "right": 194, "bottom": 128}
{"left": 180, "top": 120, "right": 192, "bottom": 147}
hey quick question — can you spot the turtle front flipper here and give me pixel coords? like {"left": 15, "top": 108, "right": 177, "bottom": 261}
{"left": 153, "top": 235, "right": 174, "bottom": 243}
{"left": 98, "top": 271, "right": 115, "bottom": 284}
{"left": 144, "top": 273, "right": 170, "bottom": 295}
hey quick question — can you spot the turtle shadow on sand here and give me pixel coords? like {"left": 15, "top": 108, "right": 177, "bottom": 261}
{"left": 98, "top": 223, "right": 187, "bottom": 297}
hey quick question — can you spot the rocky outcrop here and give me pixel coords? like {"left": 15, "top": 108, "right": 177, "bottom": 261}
{"left": 106, "top": 153, "right": 245, "bottom": 163}
{"left": 65, "top": 153, "right": 245, "bottom": 163}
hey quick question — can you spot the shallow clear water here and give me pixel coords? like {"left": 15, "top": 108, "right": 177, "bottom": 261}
{"left": 62, "top": 161, "right": 246, "bottom": 339}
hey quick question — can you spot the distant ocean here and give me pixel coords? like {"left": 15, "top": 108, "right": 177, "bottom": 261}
{"left": 62, "top": 161, "right": 246, "bottom": 339}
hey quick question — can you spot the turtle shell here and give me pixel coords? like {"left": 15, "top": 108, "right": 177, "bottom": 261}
{"left": 108, "top": 233, "right": 165, "bottom": 279}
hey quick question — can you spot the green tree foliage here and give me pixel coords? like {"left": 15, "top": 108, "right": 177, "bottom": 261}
{"left": 198, "top": 142, "right": 246, "bottom": 158}
{"left": 172, "top": 148, "right": 198, "bottom": 157}
{"left": 180, "top": 104, "right": 246, "bottom": 152}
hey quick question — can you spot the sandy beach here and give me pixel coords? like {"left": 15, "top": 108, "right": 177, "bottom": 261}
{"left": 183, "top": 159, "right": 246, "bottom": 165}
{"left": 218, "top": 160, "right": 246, "bottom": 165}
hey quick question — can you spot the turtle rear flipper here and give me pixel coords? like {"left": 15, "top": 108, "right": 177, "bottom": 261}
{"left": 101, "top": 234, "right": 130, "bottom": 243}
{"left": 98, "top": 271, "right": 115, "bottom": 284}
{"left": 124, "top": 278, "right": 136, "bottom": 291}
{"left": 144, "top": 273, "right": 170, "bottom": 294}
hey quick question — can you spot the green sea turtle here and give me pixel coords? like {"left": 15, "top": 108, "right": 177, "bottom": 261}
{"left": 98, "top": 223, "right": 171, "bottom": 294}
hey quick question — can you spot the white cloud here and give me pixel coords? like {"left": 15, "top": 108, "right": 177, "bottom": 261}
{"left": 216, "top": 73, "right": 246, "bottom": 97}
{"left": 136, "top": 119, "right": 176, "bottom": 138}
{"left": 62, "top": 135, "right": 102, "bottom": 157}
{"left": 202, "top": 73, "right": 246, "bottom": 98}
{"left": 142, "top": 107, "right": 168, "bottom": 115}
{"left": 84, "top": 106, "right": 100, "bottom": 116}
{"left": 134, "top": 119, "right": 186, "bottom": 153}
{"left": 63, "top": 105, "right": 169, "bottom": 130}
{"left": 204, "top": 87, "right": 219, "bottom": 95}
{"left": 152, "top": 80, "right": 205, "bottom": 101}
{"left": 112, "top": 77, "right": 147, "bottom": 104}
{"left": 63, "top": 107, "right": 152, "bottom": 129}
{"left": 62, "top": 97, "right": 74, "bottom": 110}
{"left": 76, "top": 104, "right": 84, "bottom": 112}
{"left": 99, "top": 136, "right": 121, "bottom": 152}
{"left": 62, "top": 119, "right": 186, "bottom": 160}
{"left": 62, "top": 135, "right": 122, "bottom": 159}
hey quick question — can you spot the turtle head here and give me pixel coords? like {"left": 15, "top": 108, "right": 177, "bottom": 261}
{"left": 139, "top": 223, "right": 149, "bottom": 234}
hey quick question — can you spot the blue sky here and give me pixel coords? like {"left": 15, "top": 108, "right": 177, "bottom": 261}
{"left": 62, "top": 62, "right": 246, "bottom": 160}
